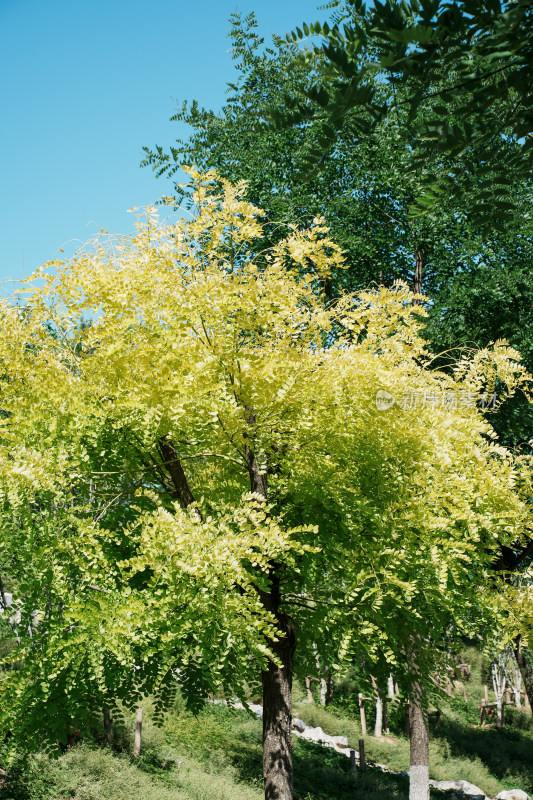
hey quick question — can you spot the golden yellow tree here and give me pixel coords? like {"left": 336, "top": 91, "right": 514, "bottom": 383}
{"left": 1, "top": 170, "right": 532, "bottom": 800}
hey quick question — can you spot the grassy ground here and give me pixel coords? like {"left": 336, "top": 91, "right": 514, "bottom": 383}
{"left": 294, "top": 646, "right": 533, "bottom": 798}
{"left": 1, "top": 647, "right": 532, "bottom": 800}
{"left": 1, "top": 701, "right": 410, "bottom": 800}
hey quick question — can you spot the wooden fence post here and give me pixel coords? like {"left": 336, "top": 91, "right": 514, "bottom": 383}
{"left": 358, "top": 738, "right": 366, "bottom": 770}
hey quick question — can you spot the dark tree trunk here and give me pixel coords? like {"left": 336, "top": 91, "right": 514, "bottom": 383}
{"left": 244, "top": 409, "right": 296, "bottom": 800}
{"left": 103, "top": 707, "right": 113, "bottom": 745}
{"left": 158, "top": 436, "right": 198, "bottom": 512}
{"left": 262, "top": 597, "right": 296, "bottom": 800}
{"left": 326, "top": 671, "right": 333, "bottom": 705}
{"left": 514, "top": 634, "right": 533, "bottom": 713}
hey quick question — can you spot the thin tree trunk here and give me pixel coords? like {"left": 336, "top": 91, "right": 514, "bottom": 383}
{"left": 491, "top": 658, "right": 506, "bottom": 730}
{"left": 375, "top": 695, "right": 383, "bottom": 737}
{"left": 319, "top": 678, "right": 327, "bottom": 706}
{"left": 305, "top": 676, "right": 314, "bottom": 703}
{"left": 409, "top": 687, "right": 429, "bottom": 800}
{"left": 514, "top": 634, "right": 533, "bottom": 714}
{"left": 371, "top": 677, "right": 382, "bottom": 737}
{"left": 104, "top": 707, "right": 113, "bottom": 746}
{"left": 413, "top": 248, "right": 424, "bottom": 300}
{"left": 495, "top": 698, "right": 504, "bottom": 729}
{"left": 134, "top": 707, "right": 143, "bottom": 756}
{"left": 326, "top": 671, "right": 333, "bottom": 705}
{"left": 359, "top": 693, "right": 367, "bottom": 737}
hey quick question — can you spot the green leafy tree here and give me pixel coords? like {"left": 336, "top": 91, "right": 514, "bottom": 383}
{"left": 142, "top": 10, "right": 533, "bottom": 447}
{"left": 281, "top": 0, "right": 533, "bottom": 226}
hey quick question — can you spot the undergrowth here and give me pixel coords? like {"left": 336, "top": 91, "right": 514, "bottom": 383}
{"left": 1, "top": 646, "right": 533, "bottom": 800}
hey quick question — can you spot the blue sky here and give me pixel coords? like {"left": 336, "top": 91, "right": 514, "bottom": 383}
{"left": 0, "top": 0, "right": 318, "bottom": 290}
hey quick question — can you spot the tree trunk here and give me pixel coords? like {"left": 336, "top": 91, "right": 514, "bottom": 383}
{"left": 262, "top": 611, "right": 296, "bottom": 800}
{"left": 319, "top": 678, "right": 327, "bottom": 706}
{"left": 491, "top": 658, "right": 507, "bottom": 729}
{"left": 244, "top": 408, "right": 296, "bottom": 800}
{"left": 496, "top": 698, "right": 504, "bottom": 729}
{"left": 104, "top": 707, "right": 113, "bottom": 745}
{"left": 514, "top": 634, "right": 533, "bottom": 714}
{"left": 413, "top": 248, "right": 424, "bottom": 299}
{"left": 134, "top": 707, "right": 143, "bottom": 756}
{"left": 326, "top": 671, "right": 333, "bottom": 705}
{"left": 359, "top": 693, "right": 367, "bottom": 737}
{"left": 305, "top": 676, "right": 313, "bottom": 703}
{"left": 375, "top": 695, "right": 383, "bottom": 738}
{"left": 409, "top": 688, "right": 429, "bottom": 800}
{"left": 371, "top": 677, "right": 382, "bottom": 737}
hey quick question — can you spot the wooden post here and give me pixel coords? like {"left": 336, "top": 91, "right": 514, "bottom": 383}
{"left": 484, "top": 684, "right": 489, "bottom": 703}
{"left": 358, "top": 693, "right": 367, "bottom": 737}
{"left": 349, "top": 749, "right": 357, "bottom": 773}
{"left": 326, "top": 671, "right": 333, "bottom": 705}
{"left": 358, "top": 739, "right": 366, "bottom": 771}
{"left": 134, "top": 707, "right": 143, "bottom": 757}
{"left": 104, "top": 707, "right": 113, "bottom": 746}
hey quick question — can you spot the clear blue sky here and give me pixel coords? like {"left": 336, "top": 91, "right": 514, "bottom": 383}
{"left": 0, "top": 0, "right": 318, "bottom": 289}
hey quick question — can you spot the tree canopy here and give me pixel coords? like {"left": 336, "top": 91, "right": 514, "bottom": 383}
{"left": 1, "top": 174, "right": 532, "bottom": 800}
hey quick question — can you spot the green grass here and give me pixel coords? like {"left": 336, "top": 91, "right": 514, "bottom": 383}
{"left": 2, "top": 650, "right": 533, "bottom": 800}
{"left": 295, "top": 648, "right": 533, "bottom": 799}
{"left": 0, "top": 700, "right": 411, "bottom": 800}
{"left": 1, "top": 744, "right": 263, "bottom": 800}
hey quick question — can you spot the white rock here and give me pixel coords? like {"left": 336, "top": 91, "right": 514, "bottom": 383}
{"left": 300, "top": 725, "right": 331, "bottom": 744}
{"left": 429, "top": 779, "right": 486, "bottom": 798}
{"left": 330, "top": 734, "right": 349, "bottom": 749}
{"left": 291, "top": 718, "right": 308, "bottom": 733}
{"left": 496, "top": 791, "right": 532, "bottom": 800}
{"left": 299, "top": 726, "right": 344, "bottom": 752}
